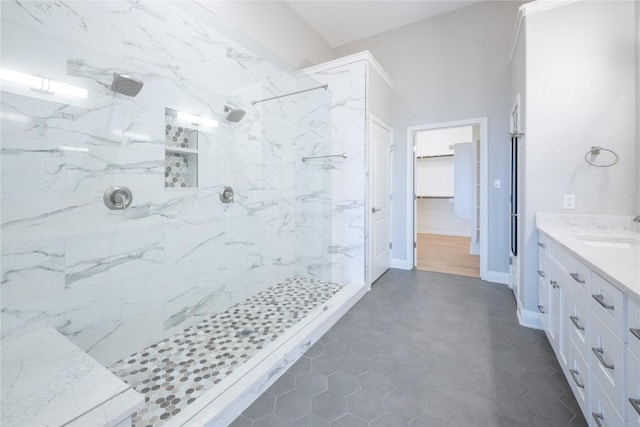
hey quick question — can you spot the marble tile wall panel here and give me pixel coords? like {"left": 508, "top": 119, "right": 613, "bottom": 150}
{"left": 308, "top": 62, "right": 367, "bottom": 285}
{"left": 291, "top": 86, "right": 334, "bottom": 282}
{"left": 1, "top": 0, "right": 331, "bottom": 366}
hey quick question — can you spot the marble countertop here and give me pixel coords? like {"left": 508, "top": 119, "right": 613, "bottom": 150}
{"left": 536, "top": 214, "right": 640, "bottom": 299}
{"left": 1, "top": 325, "right": 144, "bottom": 427}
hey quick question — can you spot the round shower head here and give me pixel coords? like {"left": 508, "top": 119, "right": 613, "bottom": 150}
{"left": 224, "top": 105, "right": 246, "bottom": 123}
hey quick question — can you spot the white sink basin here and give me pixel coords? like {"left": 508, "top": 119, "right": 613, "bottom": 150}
{"left": 573, "top": 234, "right": 639, "bottom": 249}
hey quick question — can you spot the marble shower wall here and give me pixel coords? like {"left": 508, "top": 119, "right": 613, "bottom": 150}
{"left": 0, "top": 1, "right": 332, "bottom": 366}
{"left": 307, "top": 62, "right": 368, "bottom": 285}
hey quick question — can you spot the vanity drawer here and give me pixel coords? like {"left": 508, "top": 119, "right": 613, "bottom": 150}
{"left": 567, "top": 287, "right": 591, "bottom": 362}
{"left": 590, "top": 312, "right": 626, "bottom": 415}
{"left": 537, "top": 234, "right": 550, "bottom": 258}
{"left": 628, "top": 348, "right": 640, "bottom": 425}
{"left": 569, "top": 339, "right": 590, "bottom": 417}
{"left": 590, "top": 373, "right": 625, "bottom": 427}
{"left": 550, "top": 245, "right": 591, "bottom": 293}
{"left": 590, "top": 273, "right": 626, "bottom": 340}
{"left": 629, "top": 295, "right": 640, "bottom": 359}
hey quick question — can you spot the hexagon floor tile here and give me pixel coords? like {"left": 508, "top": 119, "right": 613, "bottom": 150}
{"left": 233, "top": 270, "right": 588, "bottom": 427}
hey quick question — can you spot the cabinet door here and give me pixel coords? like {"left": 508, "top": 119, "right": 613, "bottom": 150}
{"left": 537, "top": 256, "right": 550, "bottom": 334}
{"left": 566, "top": 285, "right": 591, "bottom": 362}
{"left": 590, "top": 312, "right": 626, "bottom": 417}
{"left": 547, "top": 266, "right": 564, "bottom": 356}
{"left": 590, "top": 375, "right": 625, "bottom": 427}
{"left": 569, "top": 339, "right": 590, "bottom": 418}
{"left": 628, "top": 349, "right": 640, "bottom": 425}
{"left": 628, "top": 295, "right": 640, "bottom": 360}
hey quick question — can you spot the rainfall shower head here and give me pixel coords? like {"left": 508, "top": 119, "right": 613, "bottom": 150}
{"left": 110, "top": 72, "right": 143, "bottom": 97}
{"left": 224, "top": 105, "right": 246, "bottom": 123}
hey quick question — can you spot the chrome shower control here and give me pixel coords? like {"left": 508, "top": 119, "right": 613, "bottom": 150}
{"left": 104, "top": 186, "right": 133, "bottom": 210}
{"left": 220, "top": 186, "right": 234, "bottom": 203}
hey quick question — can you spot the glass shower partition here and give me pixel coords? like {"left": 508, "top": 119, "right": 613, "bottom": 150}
{"left": 1, "top": 1, "right": 335, "bottom": 425}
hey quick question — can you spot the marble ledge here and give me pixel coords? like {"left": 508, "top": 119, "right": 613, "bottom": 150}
{"left": 536, "top": 213, "right": 640, "bottom": 299}
{"left": 1, "top": 325, "right": 144, "bottom": 427}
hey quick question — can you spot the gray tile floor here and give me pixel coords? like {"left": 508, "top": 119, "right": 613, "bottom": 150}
{"left": 232, "top": 269, "right": 588, "bottom": 427}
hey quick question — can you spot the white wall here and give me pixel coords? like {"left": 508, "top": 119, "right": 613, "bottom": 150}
{"left": 417, "top": 198, "right": 472, "bottom": 236}
{"left": 518, "top": 0, "right": 637, "bottom": 314}
{"left": 335, "top": 1, "right": 524, "bottom": 274}
{"left": 197, "top": 1, "right": 334, "bottom": 69}
{"left": 637, "top": 0, "right": 640, "bottom": 214}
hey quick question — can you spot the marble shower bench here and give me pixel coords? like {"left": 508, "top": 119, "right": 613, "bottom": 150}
{"left": 1, "top": 325, "right": 143, "bottom": 427}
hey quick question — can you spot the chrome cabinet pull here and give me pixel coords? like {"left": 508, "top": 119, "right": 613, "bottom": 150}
{"left": 537, "top": 242, "right": 545, "bottom": 248}
{"left": 537, "top": 270, "right": 545, "bottom": 278}
{"left": 537, "top": 305, "right": 545, "bottom": 314}
{"left": 371, "top": 207, "right": 381, "bottom": 213}
{"left": 592, "top": 347, "right": 615, "bottom": 370}
{"left": 592, "top": 413, "right": 604, "bottom": 427}
{"left": 630, "top": 328, "right": 640, "bottom": 341}
{"left": 569, "top": 369, "right": 584, "bottom": 389}
{"left": 570, "top": 316, "right": 585, "bottom": 331}
{"left": 570, "top": 272, "right": 585, "bottom": 284}
{"left": 630, "top": 398, "right": 640, "bottom": 416}
{"left": 592, "top": 294, "right": 614, "bottom": 310}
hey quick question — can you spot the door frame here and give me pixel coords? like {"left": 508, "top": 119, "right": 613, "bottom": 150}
{"left": 405, "top": 117, "right": 488, "bottom": 280}
{"left": 367, "top": 114, "right": 393, "bottom": 285}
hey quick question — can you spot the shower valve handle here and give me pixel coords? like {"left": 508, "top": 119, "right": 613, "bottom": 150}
{"left": 104, "top": 186, "right": 133, "bottom": 210}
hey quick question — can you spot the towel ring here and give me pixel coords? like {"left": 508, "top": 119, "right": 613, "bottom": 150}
{"left": 584, "top": 146, "right": 619, "bottom": 168}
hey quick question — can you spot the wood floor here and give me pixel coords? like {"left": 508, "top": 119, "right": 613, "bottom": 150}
{"left": 416, "top": 233, "right": 480, "bottom": 278}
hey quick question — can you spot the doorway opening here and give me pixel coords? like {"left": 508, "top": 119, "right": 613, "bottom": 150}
{"left": 406, "top": 118, "right": 488, "bottom": 279}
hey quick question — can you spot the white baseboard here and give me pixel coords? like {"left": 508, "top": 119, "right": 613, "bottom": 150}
{"left": 517, "top": 303, "right": 543, "bottom": 330}
{"left": 391, "top": 259, "right": 413, "bottom": 270}
{"left": 485, "top": 271, "right": 509, "bottom": 285}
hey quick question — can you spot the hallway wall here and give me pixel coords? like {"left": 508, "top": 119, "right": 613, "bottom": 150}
{"left": 334, "top": 1, "right": 525, "bottom": 275}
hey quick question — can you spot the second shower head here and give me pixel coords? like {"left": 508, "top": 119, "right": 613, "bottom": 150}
{"left": 224, "top": 105, "right": 246, "bottom": 123}
{"left": 110, "top": 72, "right": 143, "bottom": 97}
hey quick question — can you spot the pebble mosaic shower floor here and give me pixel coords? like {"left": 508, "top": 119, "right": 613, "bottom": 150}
{"left": 109, "top": 277, "right": 344, "bottom": 427}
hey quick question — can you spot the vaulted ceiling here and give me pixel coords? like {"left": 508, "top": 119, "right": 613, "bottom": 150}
{"left": 286, "top": 1, "right": 482, "bottom": 47}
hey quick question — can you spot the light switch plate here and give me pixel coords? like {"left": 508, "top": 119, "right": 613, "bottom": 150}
{"left": 563, "top": 194, "right": 576, "bottom": 210}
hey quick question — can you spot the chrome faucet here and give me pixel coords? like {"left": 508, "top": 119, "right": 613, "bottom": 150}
{"left": 634, "top": 215, "right": 640, "bottom": 222}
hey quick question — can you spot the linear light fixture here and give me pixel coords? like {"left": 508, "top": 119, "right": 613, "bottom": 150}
{"left": 176, "top": 111, "right": 218, "bottom": 128}
{"left": 0, "top": 68, "right": 88, "bottom": 98}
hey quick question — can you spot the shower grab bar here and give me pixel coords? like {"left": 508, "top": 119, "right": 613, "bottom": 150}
{"left": 252, "top": 84, "right": 329, "bottom": 105}
{"left": 302, "top": 153, "right": 348, "bottom": 162}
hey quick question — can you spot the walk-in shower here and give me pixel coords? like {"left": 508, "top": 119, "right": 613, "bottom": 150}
{"left": 0, "top": 2, "right": 354, "bottom": 426}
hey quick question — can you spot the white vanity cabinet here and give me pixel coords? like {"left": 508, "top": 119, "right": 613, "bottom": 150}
{"left": 628, "top": 296, "right": 640, "bottom": 425}
{"left": 538, "top": 232, "right": 635, "bottom": 426}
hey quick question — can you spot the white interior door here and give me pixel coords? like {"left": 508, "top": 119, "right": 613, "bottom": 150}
{"left": 369, "top": 117, "right": 392, "bottom": 283}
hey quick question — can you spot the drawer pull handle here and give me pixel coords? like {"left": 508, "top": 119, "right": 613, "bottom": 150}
{"left": 537, "top": 242, "right": 545, "bottom": 248}
{"left": 592, "top": 413, "right": 604, "bottom": 427}
{"left": 537, "top": 305, "right": 545, "bottom": 314}
{"left": 537, "top": 270, "right": 545, "bottom": 278}
{"left": 570, "top": 272, "right": 585, "bottom": 284}
{"left": 569, "top": 316, "right": 585, "bottom": 331}
{"left": 592, "top": 347, "right": 614, "bottom": 370}
{"left": 630, "top": 398, "right": 640, "bottom": 416}
{"left": 592, "top": 294, "right": 614, "bottom": 311}
{"left": 569, "top": 369, "right": 584, "bottom": 389}
{"left": 630, "top": 328, "right": 640, "bottom": 341}
{"left": 550, "top": 280, "right": 559, "bottom": 289}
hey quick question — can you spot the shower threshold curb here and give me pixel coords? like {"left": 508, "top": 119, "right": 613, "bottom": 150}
{"left": 169, "top": 281, "right": 369, "bottom": 426}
